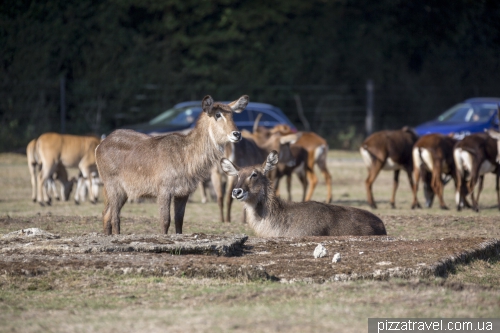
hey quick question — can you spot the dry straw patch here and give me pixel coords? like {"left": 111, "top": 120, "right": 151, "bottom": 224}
{"left": 1, "top": 151, "right": 500, "bottom": 332}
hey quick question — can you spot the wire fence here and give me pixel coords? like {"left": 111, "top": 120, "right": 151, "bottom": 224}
{"left": 2, "top": 79, "right": 500, "bottom": 152}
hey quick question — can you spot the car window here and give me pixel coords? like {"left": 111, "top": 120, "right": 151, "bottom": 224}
{"left": 437, "top": 104, "right": 473, "bottom": 122}
{"left": 232, "top": 111, "right": 250, "bottom": 122}
{"left": 437, "top": 102, "right": 497, "bottom": 123}
{"left": 247, "top": 110, "right": 281, "bottom": 125}
{"left": 149, "top": 107, "right": 201, "bottom": 126}
{"left": 470, "top": 103, "right": 497, "bottom": 122}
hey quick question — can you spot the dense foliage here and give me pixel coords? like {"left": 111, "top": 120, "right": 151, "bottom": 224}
{"left": 1, "top": 0, "right": 500, "bottom": 150}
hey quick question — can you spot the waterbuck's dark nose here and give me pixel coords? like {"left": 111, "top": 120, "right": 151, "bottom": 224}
{"left": 232, "top": 131, "right": 241, "bottom": 141}
{"left": 232, "top": 188, "right": 243, "bottom": 198}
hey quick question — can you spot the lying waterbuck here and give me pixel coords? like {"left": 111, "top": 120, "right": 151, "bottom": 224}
{"left": 454, "top": 132, "right": 499, "bottom": 212}
{"left": 220, "top": 151, "right": 386, "bottom": 237}
{"left": 27, "top": 138, "right": 75, "bottom": 203}
{"left": 360, "top": 127, "right": 418, "bottom": 209}
{"left": 95, "top": 95, "right": 247, "bottom": 235}
{"left": 35, "top": 133, "right": 100, "bottom": 206}
{"left": 411, "top": 133, "right": 459, "bottom": 210}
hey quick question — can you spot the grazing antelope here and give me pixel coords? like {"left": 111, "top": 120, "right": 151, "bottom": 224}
{"left": 411, "top": 134, "right": 459, "bottom": 210}
{"left": 74, "top": 170, "right": 101, "bottom": 204}
{"left": 216, "top": 130, "right": 299, "bottom": 223}
{"left": 360, "top": 127, "right": 418, "bottom": 209}
{"left": 35, "top": 133, "right": 100, "bottom": 206}
{"left": 95, "top": 95, "right": 247, "bottom": 235}
{"left": 454, "top": 132, "right": 499, "bottom": 212}
{"left": 251, "top": 119, "right": 333, "bottom": 203}
{"left": 220, "top": 151, "right": 387, "bottom": 237}
{"left": 27, "top": 138, "right": 75, "bottom": 203}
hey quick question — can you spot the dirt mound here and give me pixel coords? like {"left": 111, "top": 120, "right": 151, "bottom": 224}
{"left": 1, "top": 229, "right": 498, "bottom": 282}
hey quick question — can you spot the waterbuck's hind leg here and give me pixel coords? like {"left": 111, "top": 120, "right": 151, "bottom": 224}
{"left": 173, "top": 195, "right": 189, "bottom": 234}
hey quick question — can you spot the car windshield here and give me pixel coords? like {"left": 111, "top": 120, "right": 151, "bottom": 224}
{"left": 148, "top": 107, "right": 201, "bottom": 126}
{"left": 437, "top": 103, "right": 497, "bottom": 123}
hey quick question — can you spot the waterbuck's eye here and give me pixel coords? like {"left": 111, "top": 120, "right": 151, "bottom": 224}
{"left": 250, "top": 172, "right": 257, "bottom": 178}
{"left": 215, "top": 112, "right": 222, "bottom": 120}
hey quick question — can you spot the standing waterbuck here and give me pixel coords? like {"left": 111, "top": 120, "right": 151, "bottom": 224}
{"left": 95, "top": 95, "right": 247, "bottom": 235}
{"left": 220, "top": 151, "right": 386, "bottom": 237}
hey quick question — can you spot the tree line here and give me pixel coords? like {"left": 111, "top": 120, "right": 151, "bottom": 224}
{"left": 1, "top": 0, "right": 500, "bottom": 151}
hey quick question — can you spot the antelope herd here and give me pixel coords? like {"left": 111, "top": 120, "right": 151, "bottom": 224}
{"left": 361, "top": 127, "right": 500, "bottom": 212}
{"left": 24, "top": 95, "right": 500, "bottom": 237}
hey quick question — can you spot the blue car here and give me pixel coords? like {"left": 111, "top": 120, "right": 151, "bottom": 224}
{"left": 125, "top": 100, "right": 296, "bottom": 135}
{"left": 414, "top": 97, "right": 500, "bottom": 139}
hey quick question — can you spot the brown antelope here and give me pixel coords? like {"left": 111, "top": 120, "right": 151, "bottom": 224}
{"left": 95, "top": 95, "right": 247, "bottom": 235}
{"left": 35, "top": 133, "right": 100, "bottom": 206}
{"left": 454, "top": 132, "right": 499, "bottom": 212}
{"left": 360, "top": 127, "right": 418, "bottom": 209}
{"left": 411, "top": 134, "right": 459, "bottom": 210}
{"left": 251, "top": 120, "right": 333, "bottom": 203}
{"left": 277, "top": 131, "right": 332, "bottom": 203}
{"left": 27, "top": 138, "right": 75, "bottom": 203}
{"left": 216, "top": 130, "right": 299, "bottom": 223}
{"left": 220, "top": 151, "right": 387, "bottom": 237}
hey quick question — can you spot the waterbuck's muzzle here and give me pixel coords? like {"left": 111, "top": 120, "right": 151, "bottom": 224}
{"left": 232, "top": 188, "right": 247, "bottom": 201}
{"left": 228, "top": 131, "right": 242, "bottom": 143}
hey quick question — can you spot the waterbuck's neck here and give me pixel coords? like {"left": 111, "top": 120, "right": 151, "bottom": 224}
{"left": 245, "top": 181, "right": 286, "bottom": 236}
{"left": 179, "top": 113, "right": 227, "bottom": 180}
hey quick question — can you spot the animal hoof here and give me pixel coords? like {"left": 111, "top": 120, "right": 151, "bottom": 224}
{"left": 440, "top": 206, "right": 449, "bottom": 210}
{"left": 390, "top": 203, "right": 396, "bottom": 209}
{"left": 74, "top": 200, "right": 80, "bottom": 205}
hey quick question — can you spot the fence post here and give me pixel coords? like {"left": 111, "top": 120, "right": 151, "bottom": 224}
{"left": 60, "top": 76, "right": 66, "bottom": 134}
{"left": 365, "top": 79, "right": 374, "bottom": 135}
{"left": 294, "top": 93, "right": 310, "bottom": 132}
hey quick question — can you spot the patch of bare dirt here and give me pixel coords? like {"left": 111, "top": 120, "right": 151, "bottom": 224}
{"left": 1, "top": 215, "right": 499, "bottom": 283}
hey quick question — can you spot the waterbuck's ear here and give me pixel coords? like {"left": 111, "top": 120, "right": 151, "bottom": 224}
{"left": 220, "top": 158, "right": 239, "bottom": 177}
{"left": 263, "top": 150, "right": 279, "bottom": 175}
{"left": 202, "top": 95, "right": 214, "bottom": 114}
{"left": 228, "top": 95, "right": 249, "bottom": 114}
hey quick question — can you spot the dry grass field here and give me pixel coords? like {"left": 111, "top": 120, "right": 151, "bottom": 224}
{"left": 0, "top": 151, "right": 499, "bottom": 333}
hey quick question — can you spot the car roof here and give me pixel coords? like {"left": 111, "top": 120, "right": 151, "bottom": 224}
{"left": 464, "top": 97, "right": 500, "bottom": 103}
{"left": 173, "top": 101, "right": 280, "bottom": 110}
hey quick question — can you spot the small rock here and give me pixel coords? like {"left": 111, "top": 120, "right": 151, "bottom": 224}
{"left": 313, "top": 244, "right": 328, "bottom": 258}
{"left": 359, "top": 251, "right": 364, "bottom": 255}
{"left": 376, "top": 261, "right": 392, "bottom": 266}
{"left": 332, "top": 253, "right": 341, "bottom": 263}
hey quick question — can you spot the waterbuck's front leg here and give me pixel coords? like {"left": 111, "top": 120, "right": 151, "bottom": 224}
{"left": 174, "top": 195, "right": 189, "bottom": 234}
{"left": 159, "top": 193, "right": 173, "bottom": 234}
